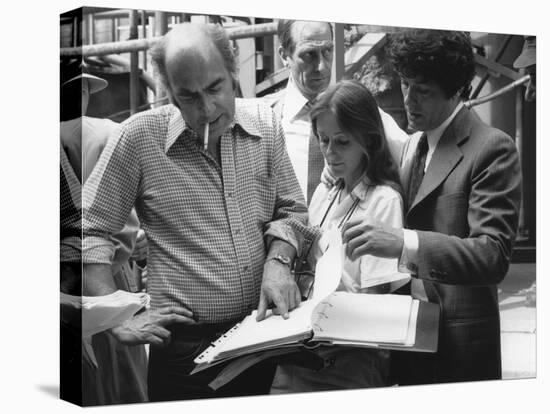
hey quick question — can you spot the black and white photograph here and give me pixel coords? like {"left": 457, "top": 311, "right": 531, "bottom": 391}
{"left": 3, "top": 0, "right": 546, "bottom": 413}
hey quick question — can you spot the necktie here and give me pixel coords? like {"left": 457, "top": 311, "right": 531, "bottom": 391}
{"left": 407, "top": 133, "right": 429, "bottom": 208}
{"left": 305, "top": 102, "right": 325, "bottom": 204}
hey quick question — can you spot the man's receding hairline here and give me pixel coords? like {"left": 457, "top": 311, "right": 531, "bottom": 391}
{"left": 165, "top": 24, "right": 215, "bottom": 56}
{"left": 289, "top": 21, "right": 333, "bottom": 48}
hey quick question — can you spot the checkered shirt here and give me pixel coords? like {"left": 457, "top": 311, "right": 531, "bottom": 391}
{"left": 83, "top": 99, "right": 314, "bottom": 323}
{"left": 60, "top": 146, "right": 82, "bottom": 263}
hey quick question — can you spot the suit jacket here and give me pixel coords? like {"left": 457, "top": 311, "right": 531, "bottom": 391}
{"left": 398, "top": 106, "right": 522, "bottom": 383}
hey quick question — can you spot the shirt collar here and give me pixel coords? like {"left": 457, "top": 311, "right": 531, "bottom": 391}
{"left": 425, "top": 101, "right": 464, "bottom": 150}
{"left": 282, "top": 77, "right": 311, "bottom": 122}
{"left": 326, "top": 175, "right": 373, "bottom": 202}
{"left": 350, "top": 175, "right": 374, "bottom": 202}
{"left": 165, "top": 101, "right": 262, "bottom": 153}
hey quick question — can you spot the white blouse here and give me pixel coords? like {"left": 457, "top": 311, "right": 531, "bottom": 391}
{"left": 309, "top": 178, "right": 410, "bottom": 293}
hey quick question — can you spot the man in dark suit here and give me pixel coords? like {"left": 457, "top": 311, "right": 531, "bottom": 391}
{"left": 341, "top": 29, "right": 522, "bottom": 384}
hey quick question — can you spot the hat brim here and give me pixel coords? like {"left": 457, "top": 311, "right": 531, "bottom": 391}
{"left": 61, "top": 73, "right": 108, "bottom": 94}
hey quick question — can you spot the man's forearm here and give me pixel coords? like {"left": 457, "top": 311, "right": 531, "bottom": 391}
{"left": 83, "top": 263, "right": 118, "bottom": 296}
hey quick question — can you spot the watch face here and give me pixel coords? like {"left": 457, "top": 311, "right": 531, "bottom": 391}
{"left": 277, "top": 255, "right": 291, "bottom": 264}
{"left": 270, "top": 254, "right": 291, "bottom": 266}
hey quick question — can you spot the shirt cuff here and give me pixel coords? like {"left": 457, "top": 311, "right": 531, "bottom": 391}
{"left": 264, "top": 221, "right": 301, "bottom": 257}
{"left": 82, "top": 236, "right": 116, "bottom": 265}
{"left": 398, "top": 229, "right": 419, "bottom": 275}
{"left": 60, "top": 237, "right": 82, "bottom": 263}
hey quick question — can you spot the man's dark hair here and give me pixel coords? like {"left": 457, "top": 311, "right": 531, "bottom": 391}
{"left": 277, "top": 19, "right": 333, "bottom": 54}
{"left": 387, "top": 29, "right": 475, "bottom": 99}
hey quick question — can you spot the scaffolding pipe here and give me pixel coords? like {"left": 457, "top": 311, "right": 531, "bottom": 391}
{"left": 60, "top": 22, "right": 278, "bottom": 58}
{"left": 86, "top": 13, "right": 94, "bottom": 45}
{"left": 141, "top": 10, "right": 148, "bottom": 71}
{"left": 470, "top": 35, "right": 513, "bottom": 99}
{"left": 129, "top": 10, "right": 139, "bottom": 115}
{"left": 89, "top": 9, "right": 179, "bottom": 20}
{"left": 464, "top": 75, "right": 530, "bottom": 108}
{"left": 99, "top": 55, "right": 156, "bottom": 91}
{"left": 153, "top": 12, "right": 168, "bottom": 106}
{"left": 515, "top": 75, "right": 528, "bottom": 240}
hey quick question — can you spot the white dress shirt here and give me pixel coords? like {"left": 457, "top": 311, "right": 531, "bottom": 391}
{"left": 279, "top": 78, "right": 313, "bottom": 199}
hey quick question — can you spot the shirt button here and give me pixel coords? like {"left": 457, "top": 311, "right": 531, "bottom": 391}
{"left": 227, "top": 192, "right": 233, "bottom": 198}
{"left": 242, "top": 266, "right": 249, "bottom": 272}
{"left": 236, "top": 228, "right": 241, "bottom": 235}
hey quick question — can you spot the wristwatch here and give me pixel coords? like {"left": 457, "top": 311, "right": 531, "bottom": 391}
{"left": 266, "top": 254, "right": 293, "bottom": 268}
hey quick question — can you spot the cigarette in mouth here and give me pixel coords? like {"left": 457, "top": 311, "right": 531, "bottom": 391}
{"left": 203, "top": 123, "right": 209, "bottom": 151}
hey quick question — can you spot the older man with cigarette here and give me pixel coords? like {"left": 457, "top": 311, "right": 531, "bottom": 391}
{"left": 82, "top": 22, "right": 313, "bottom": 401}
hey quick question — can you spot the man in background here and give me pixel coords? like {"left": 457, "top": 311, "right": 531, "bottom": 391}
{"left": 265, "top": 19, "right": 409, "bottom": 203}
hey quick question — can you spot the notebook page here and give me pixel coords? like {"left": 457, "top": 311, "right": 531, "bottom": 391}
{"left": 311, "top": 292, "right": 412, "bottom": 344}
{"left": 212, "top": 299, "right": 319, "bottom": 358}
{"left": 310, "top": 225, "right": 344, "bottom": 302}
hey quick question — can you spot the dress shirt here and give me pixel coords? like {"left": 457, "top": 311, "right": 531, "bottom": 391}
{"left": 279, "top": 77, "right": 313, "bottom": 199}
{"left": 399, "top": 101, "right": 465, "bottom": 276}
{"left": 309, "top": 178, "right": 409, "bottom": 292}
{"left": 82, "top": 100, "right": 312, "bottom": 323}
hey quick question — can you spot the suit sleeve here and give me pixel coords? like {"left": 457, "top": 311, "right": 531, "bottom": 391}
{"left": 415, "top": 132, "right": 521, "bottom": 286}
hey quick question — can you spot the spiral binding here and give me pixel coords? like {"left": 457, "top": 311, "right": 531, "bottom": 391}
{"left": 194, "top": 321, "right": 243, "bottom": 362}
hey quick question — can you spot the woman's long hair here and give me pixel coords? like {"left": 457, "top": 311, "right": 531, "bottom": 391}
{"left": 310, "top": 79, "right": 402, "bottom": 196}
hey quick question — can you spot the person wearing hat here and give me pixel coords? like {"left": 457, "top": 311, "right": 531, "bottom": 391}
{"left": 513, "top": 36, "right": 536, "bottom": 102}
{"left": 60, "top": 59, "right": 148, "bottom": 405}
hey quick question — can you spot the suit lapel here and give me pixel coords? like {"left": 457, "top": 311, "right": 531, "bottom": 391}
{"left": 408, "top": 106, "right": 473, "bottom": 213}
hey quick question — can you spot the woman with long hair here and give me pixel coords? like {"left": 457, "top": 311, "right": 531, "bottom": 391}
{"left": 271, "top": 79, "right": 409, "bottom": 393}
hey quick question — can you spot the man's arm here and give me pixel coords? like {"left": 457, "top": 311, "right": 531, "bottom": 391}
{"left": 256, "top": 239, "right": 299, "bottom": 321}
{"left": 342, "top": 131, "right": 521, "bottom": 286}
{"left": 256, "top": 108, "right": 317, "bottom": 321}
{"left": 82, "top": 123, "right": 195, "bottom": 346}
{"left": 84, "top": 263, "right": 196, "bottom": 346}
{"left": 412, "top": 133, "right": 521, "bottom": 285}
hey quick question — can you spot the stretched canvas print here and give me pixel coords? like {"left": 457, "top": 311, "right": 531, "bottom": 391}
{"left": 60, "top": 4, "right": 536, "bottom": 407}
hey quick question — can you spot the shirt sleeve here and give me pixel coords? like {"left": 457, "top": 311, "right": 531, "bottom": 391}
{"left": 82, "top": 120, "right": 142, "bottom": 265}
{"left": 398, "top": 229, "right": 420, "bottom": 275}
{"left": 359, "top": 189, "right": 410, "bottom": 291}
